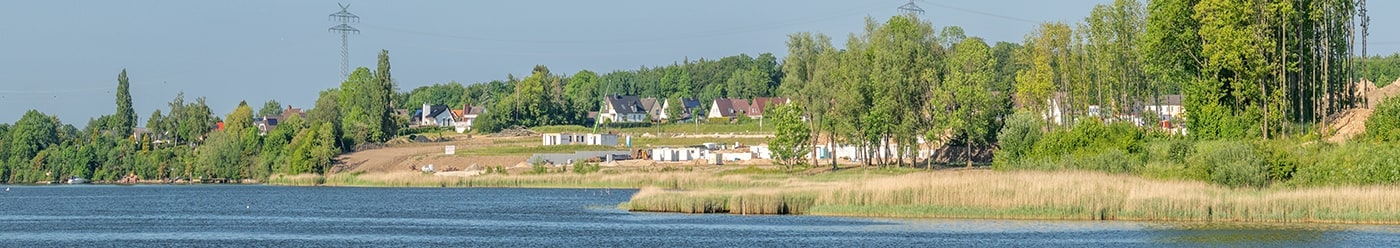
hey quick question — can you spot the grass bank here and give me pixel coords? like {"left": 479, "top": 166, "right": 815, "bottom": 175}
{"left": 626, "top": 169, "right": 1400, "bottom": 224}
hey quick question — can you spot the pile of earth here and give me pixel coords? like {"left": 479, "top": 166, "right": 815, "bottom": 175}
{"left": 1327, "top": 78, "right": 1400, "bottom": 143}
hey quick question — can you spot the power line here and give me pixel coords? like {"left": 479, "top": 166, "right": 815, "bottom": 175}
{"left": 918, "top": 0, "right": 1041, "bottom": 23}
{"left": 358, "top": 2, "right": 886, "bottom": 45}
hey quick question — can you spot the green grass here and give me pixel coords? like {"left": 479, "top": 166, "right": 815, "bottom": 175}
{"left": 628, "top": 137, "right": 769, "bottom": 147}
{"left": 456, "top": 144, "right": 618, "bottom": 156}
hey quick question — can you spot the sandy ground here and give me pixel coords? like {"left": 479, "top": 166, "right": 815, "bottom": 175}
{"left": 335, "top": 136, "right": 529, "bottom": 174}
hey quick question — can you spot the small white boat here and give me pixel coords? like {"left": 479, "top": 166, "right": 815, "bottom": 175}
{"left": 66, "top": 176, "right": 89, "bottom": 184}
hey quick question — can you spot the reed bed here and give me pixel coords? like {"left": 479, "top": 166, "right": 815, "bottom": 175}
{"left": 628, "top": 169, "right": 1400, "bottom": 224}
{"left": 628, "top": 187, "right": 818, "bottom": 215}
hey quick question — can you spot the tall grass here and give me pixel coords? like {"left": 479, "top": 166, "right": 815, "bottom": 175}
{"left": 627, "top": 170, "right": 1400, "bottom": 224}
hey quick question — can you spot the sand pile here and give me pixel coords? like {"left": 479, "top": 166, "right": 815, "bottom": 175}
{"left": 1328, "top": 78, "right": 1400, "bottom": 143}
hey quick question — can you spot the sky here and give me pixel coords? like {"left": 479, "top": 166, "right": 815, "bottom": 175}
{"left": 2, "top": 0, "right": 1398, "bottom": 124}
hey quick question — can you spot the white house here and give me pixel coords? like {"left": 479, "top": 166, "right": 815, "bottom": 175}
{"left": 709, "top": 98, "right": 750, "bottom": 119}
{"left": 599, "top": 95, "right": 648, "bottom": 123}
{"left": 659, "top": 98, "right": 702, "bottom": 121}
{"left": 542, "top": 133, "right": 620, "bottom": 146}
{"left": 454, "top": 104, "right": 486, "bottom": 133}
{"left": 418, "top": 104, "right": 454, "bottom": 127}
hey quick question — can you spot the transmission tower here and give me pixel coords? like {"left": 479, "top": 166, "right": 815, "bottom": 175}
{"left": 328, "top": 3, "right": 360, "bottom": 80}
{"left": 898, "top": 0, "right": 924, "bottom": 16}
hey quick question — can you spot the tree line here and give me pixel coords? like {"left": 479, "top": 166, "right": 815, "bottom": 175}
{"left": 0, "top": 50, "right": 399, "bottom": 183}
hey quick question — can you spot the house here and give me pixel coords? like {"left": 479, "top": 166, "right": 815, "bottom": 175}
{"left": 658, "top": 98, "right": 702, "bottom": 121}
{"left": 254, "top": 117, "right": 279, "bottom": 135}
{"left": 747, "top": 97, "right": 789, "bottom": 119}
{"left": 1142, "top": 95, "right": 1185, "bottom": 120}
{"left": 599, "top": 95, "right": 648, "bottom": 123}
{"left": 1043, "top": 92, "right": 1069, "bottom": 126}
{"left": 453, "top": 104, "right": 486, "bottom": 133}
{"left": 708, "top": 98, "right": 751, "bottom": 119}
{"left": 639, "top": 97, "right": 663, "bottom": 121}
{"left": 542, "top": 133, "right": 620, "bottom": 146}
{"left": 416, "top": 104, "right": 453, "bottom": 126}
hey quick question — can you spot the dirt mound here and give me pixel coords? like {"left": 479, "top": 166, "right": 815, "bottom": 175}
{"left": 1326, "top": 78, "right": 1398, "bottom": 143}
{"left": 1327, "top": 108, "right": 1372, "bottom": 144}
{"left": 1369, "top": 79, "right": 1400, "bottom": 109}
{"left": 334, "top": 137, "right": 531, "bottom": 174}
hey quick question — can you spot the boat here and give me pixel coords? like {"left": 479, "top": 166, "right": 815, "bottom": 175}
{"left": 66, "top": 176, "right": 89, "bottom": 184}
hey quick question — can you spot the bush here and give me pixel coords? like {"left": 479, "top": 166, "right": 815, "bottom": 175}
{"left": 1293, "top": 143, "right": 1400, "bottom": 186}
{"left": 1367, "top": 96, "right": 1400, "bottom": 142}
{"left": 573, "top": 162, "right": 601, "bottom": 175}
{"left": 1188, "top": 140, "right": 1269, "bottom": 188}
{"left": 992, "top": 111, "right": 1042, "bottom": 168}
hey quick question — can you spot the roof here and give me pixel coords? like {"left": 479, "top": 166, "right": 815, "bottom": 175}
{"left": 712, "top": 98, "right": 749, "bottom": 117}
{"left": 425, "top": 105, "right": 451, "bottom": 118}
{"left": 748, "top": 97, "right": 789, "bottom": 117}
{"left": 604, "top": 95, "right": 645, "bottom": 115}
{"left": 462, "top": 104, "right": 486, "bottom": 116}
{"left": 639, "top": 98, "right": 661, "bottom": 114}
{"left": 682, "top": 99, "right": 702, "bottom": 109}
{"left": 279, "top": 106, "right": 305, "bottom": 122}
{"left": 1154, "top": 95, "right": 1184, "bottom": 106}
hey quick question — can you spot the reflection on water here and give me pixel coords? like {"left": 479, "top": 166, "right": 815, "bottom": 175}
{"left": 0, "top": 185, "right": 1396, "bottom": 247}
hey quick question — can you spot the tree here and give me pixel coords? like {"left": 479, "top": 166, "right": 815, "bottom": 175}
{"left": 1015, "top": 22, "right": 1070, "bottom": 126}
{"left": 338, "top": 67, "right": 383, "bottom": 146}
{"left": 115, "top": 69, "right": 136, "bottom": 137}
{"left": 933, "top": 37, "right": 999, "bottom": 166}
{"left": 258, "top": 100, "right": 284, "bottom": 117}
{"left": 664, "top": 97, "right": 684, "bottom": 122}
{"left": 766, "top": 104, "right": 810, "bottom": 171}
{"left": 565, "top": 70, "right": 602, "bottom": 115}
{"left": 376, "top": 50, "right": 399, "bottom": 140}
{"left": 225, "top": 101, "right": 255, "bottom": 135}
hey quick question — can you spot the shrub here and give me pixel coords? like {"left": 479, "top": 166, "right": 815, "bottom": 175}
{"left": 1294, "top": 143, "right": 1400, "bottom": 186}
{"left": 1367, "top": 96, "right": 1400, "bottom": 142}
{"left": 1188, "top": 140, "right": 1269, "bottom": 188}
{"left": 573, "top": 162, "right": 601, "bottom": 175}
{"left": 992, "top": 111, "right": 1042, "bottom": 168}
{"left": 529, "top": 162, "right": 549, "bottom": 174}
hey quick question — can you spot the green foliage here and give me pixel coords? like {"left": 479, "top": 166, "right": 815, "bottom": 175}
{"left": 1367, "top": 97, "right": 1400, "bottom": 142}
{"left": 258, "top": 99, "right": 283, "bottom": 117}
{"left": 1293, "top": 143, "right": 1400, "bottom": 186}
{"left": 766, "top": 104, "right": 810, "bottom": 169}
{"left": 992, "top": 111, "right": 1042, "bottom": 167}
{"left": 933, "top": 37, "right": 999, "bottom": 148}
{"left": 114, "top": 69, "right": 136, "bottom": 137}
{"left": 403, "top": 82, "right": 467, "bottom": 110}
{"left": 572, "top": 162, "right": 601, "bottom": 175}
{"left": 225, "top": 101, "right": 255, "bottom": 135}
{"left": 1187, "top": 141, "right": 1268, "bottom": 188}
{"left": 1361, "top": 53, "right": 1400, "bottom": 86}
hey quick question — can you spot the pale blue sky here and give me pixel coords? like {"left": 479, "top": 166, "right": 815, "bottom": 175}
{"left": 1, "top": 0, "right": 1396, "bottom": 124}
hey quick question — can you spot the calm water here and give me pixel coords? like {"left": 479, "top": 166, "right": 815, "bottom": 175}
{"left": 1, "top": 185, "right": 1397, "bottom": 247}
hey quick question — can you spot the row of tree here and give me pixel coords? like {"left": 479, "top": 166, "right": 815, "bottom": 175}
{"left": 0, "top": 50, "right": 400, "bottom": 183}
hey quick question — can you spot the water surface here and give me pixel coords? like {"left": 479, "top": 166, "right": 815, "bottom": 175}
{"left": 0, "top": 185, "right": 1395, "bottom": 247}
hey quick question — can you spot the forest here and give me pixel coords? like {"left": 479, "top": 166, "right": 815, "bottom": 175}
{"left": 1, "top": 0, "right": 1397, "bottom": 185}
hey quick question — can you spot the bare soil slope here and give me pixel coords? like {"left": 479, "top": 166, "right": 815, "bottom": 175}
{"left": 1328, "top": 78, "right": 1400, "bottom": 143}
{"left": 335, "top": 137, "right": 528, "bottom": 174}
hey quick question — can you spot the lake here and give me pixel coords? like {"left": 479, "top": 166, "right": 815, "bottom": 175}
{"left": 0, "top": 185, "right": 1396, "bottom": 247}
